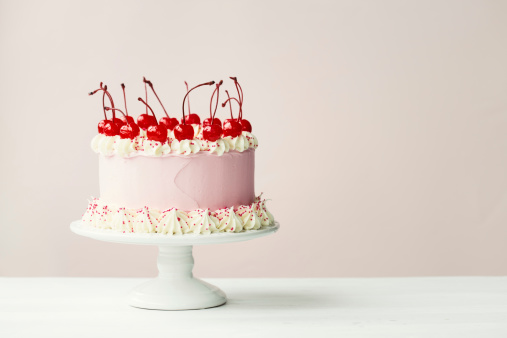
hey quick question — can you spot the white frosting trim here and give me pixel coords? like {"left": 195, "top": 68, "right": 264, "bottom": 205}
{"left": 91, "top": 131, "right": 258, "bottom": 157}
{"left": 82, "top": 197, "right": 275, "bottom": 235}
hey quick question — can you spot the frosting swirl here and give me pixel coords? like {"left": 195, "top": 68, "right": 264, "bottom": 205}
{"left": 157, "top": 208, "right": 189, "bottom": 235}
{"left": 187, "top": 209, "right": 219, "bottom": 234}
{"left": 223, "top": 135, "right": 249, "bottom": 152}
{"left": 91, "top": 132, "right": 257, "bottom": 157}
{"left": 170, "top": 139, "right": 201, "bottom": 155}
{"left": 111, "top": 207, "right": 136, "bottom": 232}
{"left": 236, "top": 204, "right": 261, "bottom": 230}
{"left": 134, "top": 206, "right": 160, "bottom": 233}
{"left": 215, "top": 207, "right": 244, "bottom": 233}
{"left": 82, "top": 196, "right": 275, "bottom": 235}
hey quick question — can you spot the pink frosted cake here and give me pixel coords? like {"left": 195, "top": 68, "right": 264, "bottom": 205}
{"left": 82, "top": 77, "right": 275, "bottom": 234}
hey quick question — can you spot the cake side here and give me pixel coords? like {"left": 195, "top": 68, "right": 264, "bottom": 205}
{"left": 99, "top": 149, "right": 255, "bottom": 211}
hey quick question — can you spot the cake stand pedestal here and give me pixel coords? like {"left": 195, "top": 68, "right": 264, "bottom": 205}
{"left": 70, "top": 220, "right": 279, "bottom": 311}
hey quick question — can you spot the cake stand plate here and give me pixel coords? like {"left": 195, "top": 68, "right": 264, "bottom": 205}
{"left": 70, "top": 220, "right": 279, "bottom": 311}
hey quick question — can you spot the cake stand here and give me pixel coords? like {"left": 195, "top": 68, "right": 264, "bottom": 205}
{"left": 70, "top": 220, "right": 279, "bottom": 310}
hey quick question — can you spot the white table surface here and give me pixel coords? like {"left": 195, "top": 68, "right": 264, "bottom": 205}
{"left": 1, "top": 277, "right": 506, "bottom": 338}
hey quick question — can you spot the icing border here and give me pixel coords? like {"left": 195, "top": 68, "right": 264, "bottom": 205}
{"left": 91, "top": 129, "right": 258, "bottom": 157}
{"left": 82, "top": 196, "right": 275, "bottom": 235}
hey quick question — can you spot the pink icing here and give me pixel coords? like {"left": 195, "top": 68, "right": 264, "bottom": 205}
{"left": 99, "top": 149, "right": 255, "bottom": 211}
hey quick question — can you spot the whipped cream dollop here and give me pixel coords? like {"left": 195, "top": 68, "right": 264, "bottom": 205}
{"left": 187, "top": 209, "right": 219, "bottom": 234}
{"left": 157, "top": 208, "right": 189, "bottom": 235}
{"left": 91, "top": 129, "right": 257, "bottom": 157}
{"left": 215, "top": 207, "right": 244, "bottom": 233}
{"left": 223, "top": 134, "right": 249, "bottom": 152}
{"left": 111, "top": 207, "right": 136, "bottom": 232}
{"left": 134, "top": 206, "right": 160, "bottom": 233}
{"left": 82, "top": 196, "right": 275, "bottom": 235}
{"left": 170, "top": 139, "right": 200, "bottom": 155}
{"left": 236, "top": 204, "right": 262, "bottom": 230}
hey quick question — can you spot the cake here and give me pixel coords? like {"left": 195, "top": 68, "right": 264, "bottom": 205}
{"left": 82, "top": 77, "right": 275, "bottom": 235}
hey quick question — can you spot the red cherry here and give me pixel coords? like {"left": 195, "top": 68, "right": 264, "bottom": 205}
{"left": 120, "top": 123, "right": 140, "bottom": 139}
{"left": 137, "top": 114, "right": 157, "bottom": 130}
{"left": 121, "top": 115, "right": 136, "bottom": 125}
{"left": 203, "top": 124, "right": 223, "bottom": 142}
{"left": 182, "top": 113, "right": 201, "bottom": 125}
{"left": 112, "top": 117, "right": 125, "bottom": 129}
{"left": 98, "top": 119, "right": 110, "bottom": 134}
{"left": 147, "top": 124, "right": 168, "bottom": 143}
{"left": 174, "top": 124, "right": 194, "bottom": 141}
{"left": 207, "top": 80, "right": 223, "bottom": 128}
{"left": 160, "top": 117, "right": 179, "bottom": 131}
{"left": 203, "top": 117, "right": 222, "bottom": 127}
{"left": 223, "top": 120, "right": 242, "bottom": 138}
{"left": 90, "top": 83, "right": 118, "bottom": 134}
{"left": 143, "top": 78, "right": 180, "bottom": 132}
{"left": 103, "top": 121, "right": 120, "bottom": 136}
{"left": 221, "top": 90, "right": 243, "bottom": 135}
{"left": 239, "top": 119, "right": 252, "bottom": 132}
{"left": 119, "top": 84, "right": 136, "bottom": 126}
{"left": 181, "top": 81, "right": 215, "bottom": 127}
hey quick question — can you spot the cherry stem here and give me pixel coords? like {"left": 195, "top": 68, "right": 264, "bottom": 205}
{"left": 221, "top": 97, "right": 241, "bottom": 121}
{"left": 185, "top": 82, "right": 191, "bottom": 116}
{"left": 144, "top": 77, "right": 148, "bottom": 115}
{"left": 102, "top": 91, "right": 107, "bottom": 120}
{"left": 105, "top": 107, "right": 126, "bottom": 117}
{"left": 237, "top": 82, "right": 244, "bottom": 119}
{"left": 138, "top": 97, "right": 158, "bottom": 125}
{"left": 181, "top": 81, "right": 215, "bottom": 124}
{"left": 224, "top": 90, "right": 233, "bottom": 119}
{"left": 230, "top": 77, "right": 243, "bottom": 119}
{"left": 209, "top": 80, "right": 223, "bottom": 122}
{"left": 144, "top": 78, "right": 169, "bottom": 118}
{"left": 89, "top": 84, "right": 115, "bottom": 120}
{"left": 121, "top": 83, "right": 129, "bottom": 116}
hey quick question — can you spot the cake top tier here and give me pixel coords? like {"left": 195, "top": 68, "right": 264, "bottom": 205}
{"left": 89, "top": 77, "right": 258, "bottom": 157}
{"left": 89, "top": 77, "right": 252, "bottom": 143}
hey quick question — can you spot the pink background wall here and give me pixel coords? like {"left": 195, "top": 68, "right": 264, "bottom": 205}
{"left": 1, "top": 0, "right": 506, "bottom": 277}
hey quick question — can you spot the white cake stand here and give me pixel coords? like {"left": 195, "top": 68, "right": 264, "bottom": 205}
{"left": 70, "top": 220, "right": 279, "bottom": 311}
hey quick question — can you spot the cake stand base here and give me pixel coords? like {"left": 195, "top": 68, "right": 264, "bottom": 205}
{"left": 129, "top": 246, "right": 226, "bottom": 310}
{"left": 70, "top": 220, "right": 279, "bottom": 311}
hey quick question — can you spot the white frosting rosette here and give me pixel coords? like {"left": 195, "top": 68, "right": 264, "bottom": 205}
{"left": 111, "top": 207, "right": 136, "bottom": 232}
{"left": 215, "top": 207, "right": 244, "bottom": 233}
{"left": 223, "top": 135, "right": 249, "bottom": 152}
{"left": 236, "top": 204, "right": 262, "bottom": 230}
{"left": 134, "top": 206, "right": 160, "bottom": 233}
{"left": 82, "top": 195, "right": 275, "bottom": 234}
{"left": 157, "top": 208, "right": 189, "bottom": 235}
{"left": 90, "top": 131, "right": 258, "bottom": 157}
{"left": 114, "top": 138, "right": 136, "bottom": 157}
{"left": 242, "top": 131, "right": 258, "bottom": 149}
{"left": 187, "top": 209, "right": 219, "bottom": 234}
{"left": 170, "top": 139, "right": 200, "bottom": 155}
{"left": 143, "top": 139, "right": 170, "bottom": 156}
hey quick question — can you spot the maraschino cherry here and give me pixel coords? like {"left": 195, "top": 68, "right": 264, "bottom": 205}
{"left": 174, "top": 81, "right": 215, "bottom": 141}
{"left": 181, "top": 81, "right": 202, "bottom": 125}
{"left": 119, "top": 83, "right": 135, "bottom": 125}
{"left": 203, "top": 80, "right": 223, "bottom": 128}
{"left": 105, "top": 107, "right": 140, "bottom": 140}
{"left": 137, "top": 97, "right": 168, "bottom": 143}
{"left": 203, "top": 80, "right": 223, "bottom": 142}
{"left": 89, "top": 83, "right": 122, "bottom": 135}
{"left": 137, "top": 77, "right": 157, "bottom": 130}
{"left": 230, "top": 77, "right": 252, "bottom": 132}
{"left": 144, "top": 77, "right": 179, "bottom": 131}
{"left": 221, "top": 90, "right": 242, "bottom": 138}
